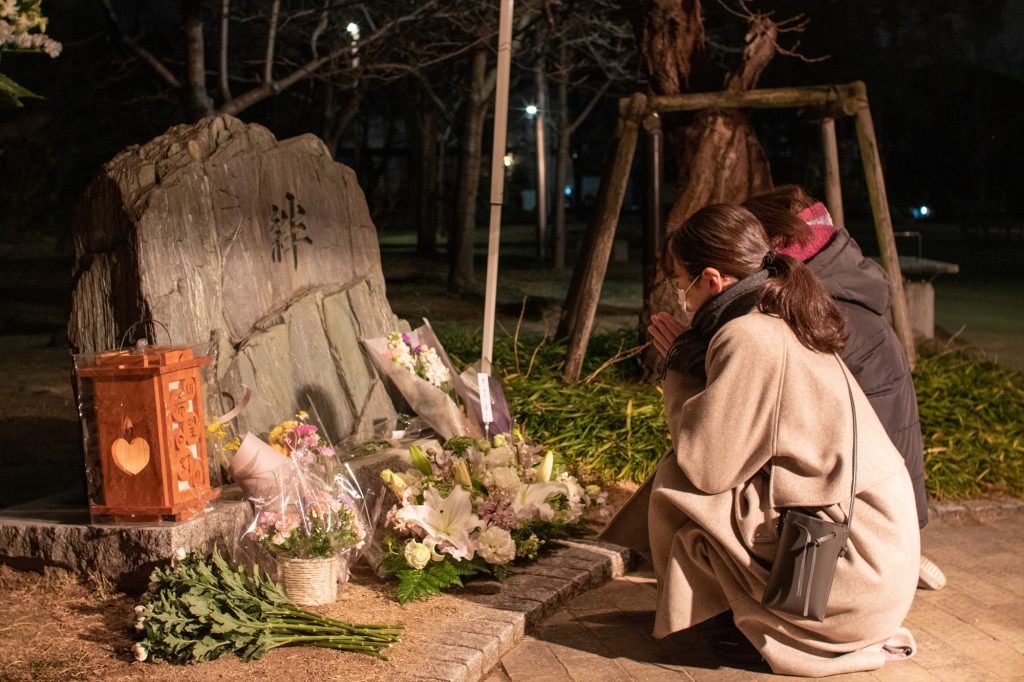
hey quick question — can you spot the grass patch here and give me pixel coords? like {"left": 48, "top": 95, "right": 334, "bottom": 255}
{"left": 439, "top": 329, "right": 1024, "bottom": 499}
{"left": 914, "top": 348, "right": 1024, "bottom": 499}
{"left": 440, "top": 327, "right": 668, "bottom": 484}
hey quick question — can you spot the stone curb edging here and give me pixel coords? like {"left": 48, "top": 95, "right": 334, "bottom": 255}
{"left": 389, "top": 538, "right": 632, "bottom": 682}
{"left": 928, "top": 496, "right": 1024, "bottom": 523}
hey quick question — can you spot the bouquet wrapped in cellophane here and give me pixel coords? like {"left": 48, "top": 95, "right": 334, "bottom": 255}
{"left": 239, "top": 412, "right": 374, "bottom": 604}
{"left": 363, "top": 320, "right": 512, "bottom": 441}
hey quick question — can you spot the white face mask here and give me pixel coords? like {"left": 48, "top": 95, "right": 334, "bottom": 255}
{"left": 676, "top": 274, "right": 700, "bottom": 315}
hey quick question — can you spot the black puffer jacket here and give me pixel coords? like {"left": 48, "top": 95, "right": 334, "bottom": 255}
{"left": 806, "top": 229, "right": 928, "bottom": 528}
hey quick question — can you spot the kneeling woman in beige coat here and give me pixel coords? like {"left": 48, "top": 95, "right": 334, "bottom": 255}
{"left": 607, "top": 204, "right": 919, "bottom": 677}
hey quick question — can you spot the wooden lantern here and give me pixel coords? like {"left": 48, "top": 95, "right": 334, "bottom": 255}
{"left": 78, "top": 344, "right": 220, "bottom": 522}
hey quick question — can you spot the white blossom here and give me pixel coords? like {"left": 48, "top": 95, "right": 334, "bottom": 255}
{"left": 403, "top": 540, "right": 432, "bottom": 570}
{"left": 477, "top": 526, "right": 516, "bottom": 565}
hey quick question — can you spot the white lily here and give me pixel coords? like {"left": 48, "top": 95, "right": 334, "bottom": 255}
{"left": 511, "top": 481, "right": 567, "bottom": 522}
{"left": 452, "top": 458, "right": 473, "bottom": 489}
{"left": 536, "top": 451, "right": 554, "bottom": 482}
{"left": 395, "top": 485, "right": 482, "bottom": 560}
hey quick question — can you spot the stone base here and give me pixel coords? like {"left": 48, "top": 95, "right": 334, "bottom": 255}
{"left": 904, "top": 279, "right": 936, "bottom": 342}
{"left": 0, "top": 443, "right": 421, "bottom": 593}
{"left": 0, "top": 488, "right": 253, "bottom": 592}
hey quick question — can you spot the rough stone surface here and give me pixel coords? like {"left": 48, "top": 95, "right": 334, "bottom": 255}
{"left": 68, "top": 115, "right": 404, "bottom": 442}
{"left": 0, "top": 489, "right": 252, "bottom": 591}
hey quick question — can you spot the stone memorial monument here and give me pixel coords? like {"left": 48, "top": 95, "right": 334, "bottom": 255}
{"left": 68, "top": 115, "right": 403, "bottom": 444}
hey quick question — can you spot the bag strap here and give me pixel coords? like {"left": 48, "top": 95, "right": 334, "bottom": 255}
{"left": 836, "top": 354, "right": 858, "bottom": 534}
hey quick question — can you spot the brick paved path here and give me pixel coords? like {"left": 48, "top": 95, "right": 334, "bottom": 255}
{"left": 484, "top": 514, "right": 1024, "bottom": 681}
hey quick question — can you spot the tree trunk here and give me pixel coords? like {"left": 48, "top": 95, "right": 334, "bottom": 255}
{"left": 182, "top": 0, "right": 214, "bottom": 119}
{"left": 663, "top": 14, "right": 777, "bottom": 229}
{"left": 449, "top": 49, "right": 489, "bottom": 291}
{"left": 627, "top": 1, "right": 777, "bottom": 374}
{"left": 416, "top": 99, "right": 439, "bottom": 256}
{"left": 554, "top": 38, "right": 571, "bottom": 273}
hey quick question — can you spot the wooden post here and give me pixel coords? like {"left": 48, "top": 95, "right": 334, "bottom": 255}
{"left": 562, "top": 93, "right": 646, "bottom": 382}
{"left": 641, "top": 112, "right": 664, "bottom": 344}
{"left": 819, "top": 117, "right": 845, "bottom": 230}
{"left": 851, "top": 83, "right": 917, "bottom": 367}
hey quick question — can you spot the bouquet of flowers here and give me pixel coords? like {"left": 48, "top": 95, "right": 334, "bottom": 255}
{"left": 1, "top": 1, "right": 62, "bottom": 107}
{"left": 132, "top": 548, "right": 402, "bottom": 664}
{"left": 243, "top": 412, "right": 365, "bottom": 557}
{"left": 378, "top": 433, "right": 609, "bottom": 603}
{"left": 249, "top": 488, "right": 365, "bottom": 560}
{"left": 364, "top": 321, "right": 484, "bottom": 440}
{"left": 240, "top": 412, "right": 371, "bottom": 604}
{"left": 365, "top": 320, "right": 514, "bottom": 441}
{"left": 383, "top": 331, "right": 453, "bottom": 395}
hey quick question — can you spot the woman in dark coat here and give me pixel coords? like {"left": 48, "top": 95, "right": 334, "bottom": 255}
{"left": 742, "top": 185, "right": 944, "bottom": 589}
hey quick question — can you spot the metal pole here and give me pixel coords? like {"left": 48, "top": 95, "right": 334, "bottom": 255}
{"left": 535, "top": 106, "right": 548, "bottom": 259}
{"left": 481, "top": 0, "right": 514, "bottom": 374}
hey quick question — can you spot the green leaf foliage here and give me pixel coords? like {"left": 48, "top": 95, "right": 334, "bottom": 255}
{"left": 393, "top": 560, "right": 484, "bottom": 604}
{"left": 135, "top": 548, "right": 404, "bottom": 664}
{"left": 439, "top": 327, "right": 1024, "bottom": 499}
{"left": 914, "top": 349, "right": 1024, "bottom": 499}
{"left": 0, "top": 73, "right": 42, "bottom": 107}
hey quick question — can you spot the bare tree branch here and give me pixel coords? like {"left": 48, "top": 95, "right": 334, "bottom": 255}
{"left": 264, "top": 0, "right": 282, "bottom": 85}
{"left": 218, "top": 0, "right": 232, "bottom": 101}
{"left": 183, "top": 0, "right": 213, "bottom": 117}
{"left": 568, "top": 80, "right": 612, "bottom": 134}
{"left": 97, "top": 0, "right": 181, "bottom": 90}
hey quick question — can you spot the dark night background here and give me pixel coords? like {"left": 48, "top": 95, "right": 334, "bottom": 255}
{"left": 0, "top": 0, "right": 1022, "bottom": 337}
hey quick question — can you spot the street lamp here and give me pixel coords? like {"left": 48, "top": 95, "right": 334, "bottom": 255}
{"left": 346, "top": 22, "right": 360, "bottom": 67}
{"left": 525, "top": 104, "right": 538, "bottom": 116}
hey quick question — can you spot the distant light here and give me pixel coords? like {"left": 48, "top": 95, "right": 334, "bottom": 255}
{"left": 911, "top": 204, "right": 931, "bottom": 219}
{"left": 503, "top": 154, "right": 514, "bottom": 167}
{"left": 346, "top": 22, "right": 360, "bottom": 38}
{"left": 920, "top": 205, "right": 930, "bottom": 216}
{"left": 563, "top": 185, "right": 572, "bottom": 197}
{"left": 525, "top": 104, "right": 538, "bottom": 116}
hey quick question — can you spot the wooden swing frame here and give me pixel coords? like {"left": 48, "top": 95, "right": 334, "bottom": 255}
{"left": 561, "top": 81, "right": 915, "bottom": 381}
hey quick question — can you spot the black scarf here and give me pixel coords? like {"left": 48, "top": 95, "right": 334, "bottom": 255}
{"left": 661, "top": 269, "right": 769, "bottom": 382}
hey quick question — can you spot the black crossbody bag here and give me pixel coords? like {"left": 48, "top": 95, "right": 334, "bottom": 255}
{"left": 761, "top": 356, "right": 858, "bottom": 622}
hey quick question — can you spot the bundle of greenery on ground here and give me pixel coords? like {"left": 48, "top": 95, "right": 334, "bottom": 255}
{"left": 439, "top": 327, "right": 1024, "bottom": 501}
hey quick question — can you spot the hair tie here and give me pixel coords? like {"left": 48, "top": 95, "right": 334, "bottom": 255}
{"left": 761, "top": 250, "right": 778, "bottom": 275}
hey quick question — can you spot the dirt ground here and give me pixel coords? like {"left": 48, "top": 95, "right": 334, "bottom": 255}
{"left": 0, "top": 561, "right": 466, "bottom": 682}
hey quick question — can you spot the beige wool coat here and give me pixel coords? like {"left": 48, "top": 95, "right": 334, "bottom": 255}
{"left": 601, "top": 311, "right": 919, "bottom": 677}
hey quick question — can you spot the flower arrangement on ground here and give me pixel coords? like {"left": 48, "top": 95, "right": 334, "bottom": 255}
{"left": 132, "top": 548, "right": 402, "bottom": 663}
{"left": 379, "top": 433, "right": 609, "bottom": 603}
{"left": 241, "top": 413, "right": 364, "bottom": 555}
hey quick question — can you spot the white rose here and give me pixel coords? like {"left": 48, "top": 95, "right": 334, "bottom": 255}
{"left": 484, "top": 447, "right": 515, "bottom": 469}
{"left": 404, "top": 540, "right": 432, "bottom": 570}
{"left": 487, "top": 467, "right": 521, "bottom": 492}
{"left": 477, "top": 526, "right": 516, "bottom": 565}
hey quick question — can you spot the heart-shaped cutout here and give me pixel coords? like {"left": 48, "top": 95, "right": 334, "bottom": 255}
{"left": 111, "top": 437, "right": 151, "bottom": 475}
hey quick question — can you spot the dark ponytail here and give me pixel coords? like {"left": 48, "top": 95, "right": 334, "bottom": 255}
{"left": 756, "top": 251, "right": 847, "bottom": 354}
{"left": 666, "top": 204, "right": 847, "bottom": 354}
